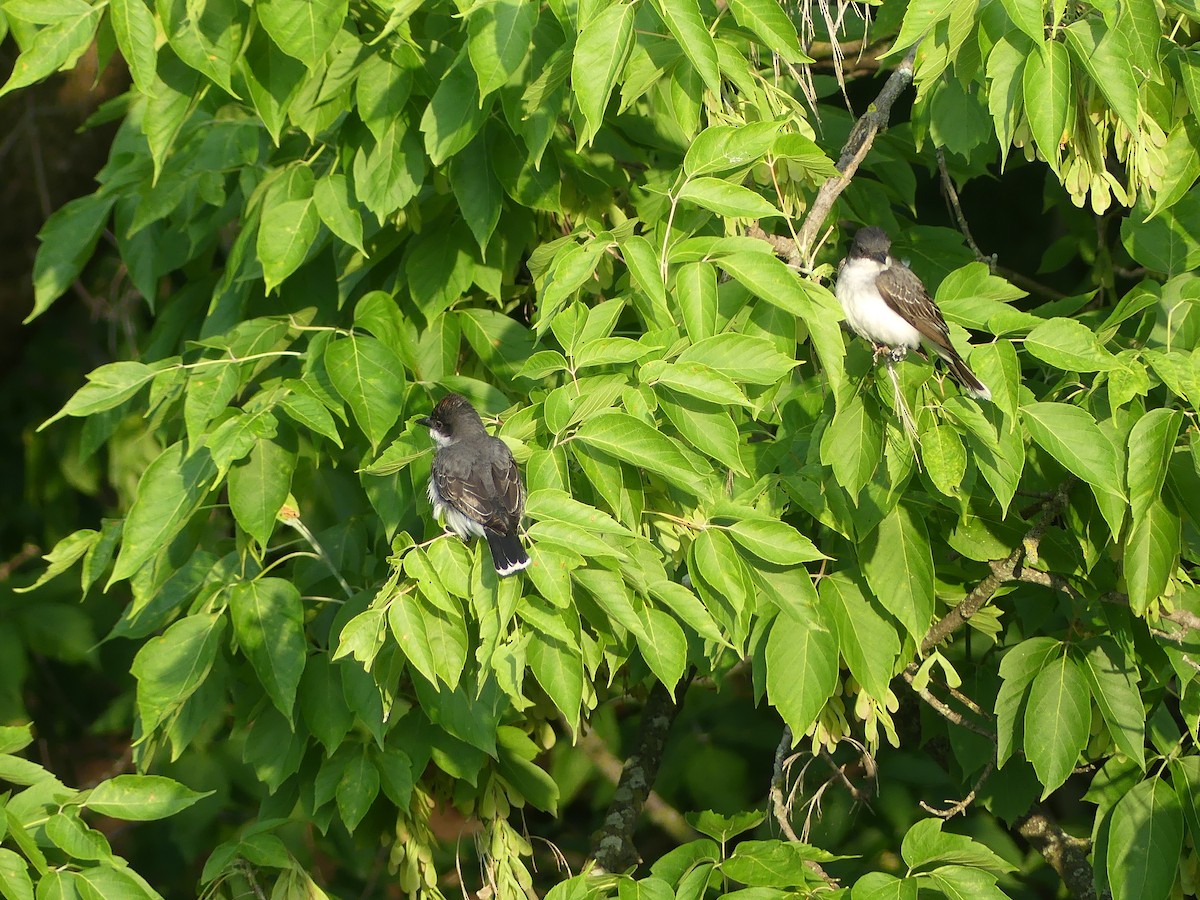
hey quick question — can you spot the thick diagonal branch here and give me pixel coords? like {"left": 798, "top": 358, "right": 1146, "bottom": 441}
{"left": 1019, "top": 807, "right": 1106, "bottom": 900}
{"left": 590, "top": 681, "right": 686, "bottom": 873}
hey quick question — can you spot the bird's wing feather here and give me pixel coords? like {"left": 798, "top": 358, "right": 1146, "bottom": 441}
{"left": 875, "top": 263, "right": 954, "bottom": 352}
{"left": 433, "top": 441, "right": 523, "bottom": 535}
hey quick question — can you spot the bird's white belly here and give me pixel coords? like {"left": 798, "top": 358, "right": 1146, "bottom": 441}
{"left": 428, "top": 479, "right": 486, "bottom": 538}
{"left": 836, "top": 267, "right": 922, "bottom": 350}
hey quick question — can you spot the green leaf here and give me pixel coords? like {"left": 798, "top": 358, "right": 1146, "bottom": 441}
{"left": 450, "top": 134, "right": 504, "bottom": 252}
{"left": 421, "top": 52, "right": 491, "bottom": 165}
{"left": 324, "top": 335, "right": 406, "bottom": 451}
{"left": 388, "top": 591, "right": 468, "bottom": 690}
{"left": 1024, "top": 317, "right": 1118, "bottom": 371}
{"left": 658, "top": 391, "right": 747, "bottom": 474}
{"left": 467, "top": 0, "right": 536, "bottom": 97}
{"left": 1128, "top": 409, "right": 1183, "bottom": 526}
{"left": 229, "top": 579, "right": 307, "bottom": 722}
{"left": 727, "top": 0, "right": 810, "bottom": 63}
{"left": 1080, "top": 639, "right": 1146, "bottom": 770}
{"left": 717, "top": 251, "right": 808, "bottom": 316}
{"left": 820, "top": 393, "right": 881, "bottom": 498}
{"left": 766, "top": 603, "right": 838, "bottom": 737}
{"left": 920, "top": 423, "right": 967, "bottom": 500}
{"left": 995, "top": 637, "right": 1060, "bottom": 766}
{"left": 109, "top": 0, "right": 157, "bottom": 93}
{"left": 353, "top": 117, "right": 425, "bottom": 221}
{"left": 676, "top": 333, "right": 798, "bottom": 384}
{"left": 1121, "top": 191, "right": 1200, "bottom": 277}
{"left": 987, "top": 33, "right": 1028, "bottom": 162}
{"left": 1022, "top": 39, "right": 1070, "bottom": 173}
{"left": 337, "top": 748, "right": 380, "bottom": 831}
{"left": 642, "top": 360, "right": 751, "bottom": 407}
{"left": 684, "top": 121, "right": 782, "bottom": 177}
{"left": 12, "top": 528, "right": 98, "bottom": 595}
{"left": 1024, "top": 654, "right": 1090, "bottom": 796}
{"left": 677, "top": 177, "right": 782, "bottom": 218}
{"left": 45, "top": 811, "right": 112, "bottom": 861}
{"left": 300, "top": 656, "right": 355, "bottom": 755}
{"left": 860, "top": 504, "right": 934, "bottom": 643}
{"left": 256, "top": 0, "right": 347, "bottom": 68}
{"left": 110, "top": 444, "right": 216, "bottom": 584}
{"left": 657, "top": 0, "right": 721, "bottom": 95}
{"left": 636, "top": 606, "right": 688, "bottom": 694}
{"left": 571, "top": 1, "right": 634, "bottom": 146}
{"left": 528, "top": 634, "right": 585, "bottom": 730}
{"left": 674, "top": 261, "right": 718, "bottom": 342}
{"left": 1021, "top": 402, "right": 1123, "bottom": 495}
{"left": 85, "top": 774, "right": 210, "bottom": 821}
{"left": 27, "top": 192, "right": 115, "bottom": 322}
{"left": 900, "top": 818, "right": 1017, "bottom": 873}
{"left": 313, "top": 174, "right": 365, "bottom": 254}
{"left": 526, "top": 489, "right": 633, "bottom": 537}
{"left": 891, "top": 0, "right": 956, "bottom": 54}
{"left": 0, "top": 3, "right": 100, "bottom": 98}
{"left": 574, "top": 412, "right": 712, "bottom": 496}
{"left": 497, "top": 737, "right": 560, "bottom": 814}
{"left": 1123, "top": 498, "right": 1180, "bottom": 616}
{"left": 999, "top": 0, "right": 1045, "bottom": 43}
{"left": 258, "top": 195, "right": 319, "bottom": 292}
{"left": 1063, "top": 17, "right": 1139, "bottom": 132}
{"left": 228, "top": 436, "right": 296, "bottom": 549}
{"left": 726, "top": 519, "right": 825, "bottom": 565}
{"left": 851, "top": 873, "right": 919, "bottom": 900}
{"left": 129, "top": 610, "right": 224, "bottom": 734}
{"left": 0, "top": 849, "right": 33, "bottom": 900}
{"left": 240, "top": 27, "right": 307, "bottom": 144}
{"left": 819, "top": 574, "right": 900, "bottom": 700}
{"left": 721, "top": 840, "right": 828, "bottom": 887}
{"left": 41, "top": 360, "right": 168, "bottom": 430}
{"left": 924, "top": 866, "right": 1009, "bottom": 900}
{"left": 1107, "top": 778, "right": 1184, "bottom": 900}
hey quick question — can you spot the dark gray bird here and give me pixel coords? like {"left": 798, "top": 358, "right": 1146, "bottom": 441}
{"left": 418, "top": 393, "right": 529, "bottom": 577}
{"left": 835, "top": 226, "right": 991, "bottom": 401}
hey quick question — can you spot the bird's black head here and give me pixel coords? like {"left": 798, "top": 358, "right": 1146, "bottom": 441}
{"left": 418, "top": 393, "right": 486, "bottom": 445}
{"left": 849, "top": 226, "right": 892, "bottom": 263}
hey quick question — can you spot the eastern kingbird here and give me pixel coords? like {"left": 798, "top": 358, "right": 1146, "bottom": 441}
{"left": 835, "top": 226, "right": 991, "bottom": 401}
{"left": 418, "top": 393, "right": 530, "bottom": 577}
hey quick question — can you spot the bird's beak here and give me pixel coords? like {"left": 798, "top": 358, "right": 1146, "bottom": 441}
{"left": 417, "top": 416, "right": 432, "bottom": 428}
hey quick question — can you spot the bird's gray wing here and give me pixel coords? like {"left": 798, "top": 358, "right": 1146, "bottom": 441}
{"left": 875, "top": 262, "right": 955, "bottom": 352}
{"left": 488, "top": 439, "right": 524, "bottom": 533}
{"left": 433, "top": 441, "right": 523, "bottom": 534}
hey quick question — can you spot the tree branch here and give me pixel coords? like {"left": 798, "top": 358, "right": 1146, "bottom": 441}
{"left": 590, "top": 680, "right": 688, "bottom": 873}
{"left": 791, "top": 44, "right": 919, "bottom": 267}
{"left": 576, "top": 724, "right": 694, "bottom": 844}
{"left": 920, "top": 479, "right": 1075, "bottom": 655}
{"left": 1018, "top": 807, "right": 1107, "bottom": 900}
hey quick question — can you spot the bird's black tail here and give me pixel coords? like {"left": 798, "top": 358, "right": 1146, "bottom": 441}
{"left": 485, "top": 530, "right": 530, "bottom": 577}
{"left": 934, "top": 345, "right": 991, "bottom": 401}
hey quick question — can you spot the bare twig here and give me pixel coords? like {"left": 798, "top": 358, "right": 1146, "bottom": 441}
{"left": 994, "top": 264, "right": 1069, "bottom": 301}
{"left": 936, "top": 148, "right": 991, "bottom": 269}
{"left": 900, "top": 667, "right": 995, "bottom": 739}
{"left": 920, "top": 760, "right": 995, "bottom": 819}
{"left": 0, "top": 544, "right": 41, "bottom": 581}
{"left": 770, "top": 727, "right": 802, "bottom": 842}
{"left": 920, "top": 479, "right": 1075, "bottom": 655}
{"left": 792, "top": 44, "right": 920, "bottom": 267}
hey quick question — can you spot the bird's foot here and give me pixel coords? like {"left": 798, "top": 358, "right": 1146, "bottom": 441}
{"left": 888, "top": 345, "right": 908, "bottom": 364}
